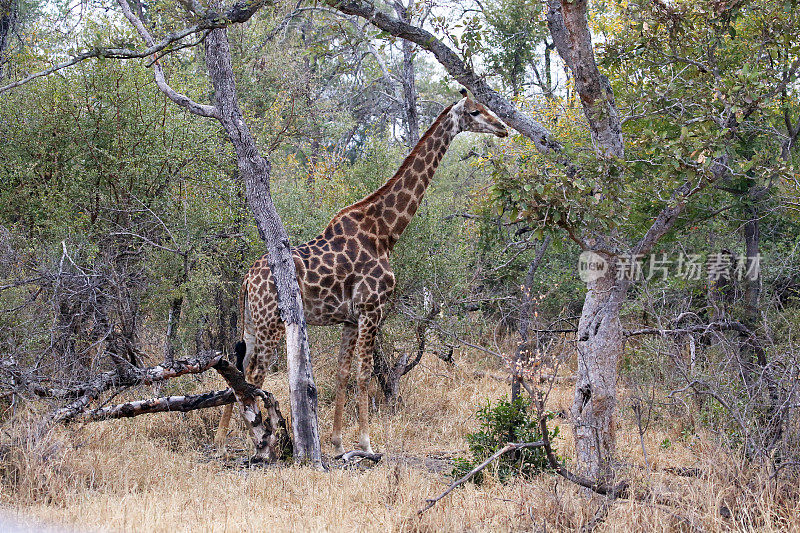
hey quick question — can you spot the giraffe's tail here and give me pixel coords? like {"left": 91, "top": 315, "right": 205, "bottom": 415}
{"left": 234, "top": 279, "right": 248, "bottom": 371}
{"left": 216, "top": 280, "right": 248, "bottom": 448}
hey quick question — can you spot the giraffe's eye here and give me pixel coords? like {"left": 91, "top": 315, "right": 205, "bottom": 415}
{"left": 469, "top": 110, "right": 481, "bottom": 117}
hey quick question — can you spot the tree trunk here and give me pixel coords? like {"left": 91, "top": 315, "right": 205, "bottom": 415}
{"left": 203, "top": 28, "right": 322, "bottom": 467}
{"left": 547, "top": 0, "right": 623, "bottom": 158}
{"left": 394, "top": 0, "right": 419, "bottom": 147}
{"left": 572, "top": 263, "right": 627, "bottom": 483}
{"left": 163, "top": 268, "right": 186, "bottom": 365}
{"left": 740, "top": 192, "right": 783, "bottom": 451}
{"left": 0, "top": 0, "right": 17, "bottom": 79}
{"left": 547, "top": 0, "right": 626, "bottom": 484}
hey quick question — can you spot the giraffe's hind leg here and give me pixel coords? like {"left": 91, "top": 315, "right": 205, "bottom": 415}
{"left": 355, "top": 316, "right": 379, "bottom": 455}
{"left": 332, "top": 323, "right": 358, "bottom": 456}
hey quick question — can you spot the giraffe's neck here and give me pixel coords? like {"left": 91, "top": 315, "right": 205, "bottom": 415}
{"left": 333, "top": 105, "right": 458, "bottom": 253}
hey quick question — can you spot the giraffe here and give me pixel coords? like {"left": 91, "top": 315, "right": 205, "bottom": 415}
{"left": 215, "top": 92, "right": 508, "bottom": 455}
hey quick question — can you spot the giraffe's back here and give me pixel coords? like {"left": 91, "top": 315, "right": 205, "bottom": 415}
{"left": 243, "top": 233, "right": 395, "bottom": 331}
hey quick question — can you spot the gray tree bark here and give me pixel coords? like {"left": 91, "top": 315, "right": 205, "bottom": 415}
{"left": 547, "top": 0, "right": 622, "bottom": 158}
{"left": 572, "top": 263, "right": 627, "bottom": 481}
{"left": 115, "top": 0, "right": 322, "bottom": 467}
{"left": 202, "top": 27, "right": 322, "bottom": 467}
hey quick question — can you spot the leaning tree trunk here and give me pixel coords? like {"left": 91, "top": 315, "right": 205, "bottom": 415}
{"left": 115, "top": 0, "right": 322, "bottom": 466}
{"left": 572, "top": 261, "right": 627, "bottom": 484}
{"left": 203, "top": 28, "right": 322, "bottom": 467}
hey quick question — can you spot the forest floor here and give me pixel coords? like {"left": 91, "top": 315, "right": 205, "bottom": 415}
{"left": 3, "top": 348, "right": 800, "bottom": 532}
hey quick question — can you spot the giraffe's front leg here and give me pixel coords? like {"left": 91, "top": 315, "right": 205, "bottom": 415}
{"left": 355, "top": 317, "right": 378, "bottom": 455}
{"left": 332, "top": 323, "right": 357, "bottom": 456}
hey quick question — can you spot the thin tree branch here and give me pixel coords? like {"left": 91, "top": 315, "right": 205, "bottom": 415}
{"left": 417, "top": 441, "right": 546, "bottom": 515}
{"left": 116, "top": 0, "right": 219, "bottom": 118}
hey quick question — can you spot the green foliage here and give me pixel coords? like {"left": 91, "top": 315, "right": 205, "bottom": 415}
{"left": 452, "top": 397, "right": 558, "bottom": 484}
{"left": 482, "top": 0, "right": 547, "bottom": 95}
{"left": 479, "top": 0, "right": 798, "bottom": 255}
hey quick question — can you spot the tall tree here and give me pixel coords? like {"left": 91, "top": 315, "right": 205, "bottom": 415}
{"left": 114, "top": 0, "right": 323, "bottom": 467}
{"left": 325, "top": 0, "right": 798, "bottom": 483}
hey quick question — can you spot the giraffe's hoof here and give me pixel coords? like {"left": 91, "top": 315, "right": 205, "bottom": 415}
{"left": 358, "top": 435, "right": 373, "bottom": 455}
{"left": 333, "top": 444, "right": 345, "bottom": 457}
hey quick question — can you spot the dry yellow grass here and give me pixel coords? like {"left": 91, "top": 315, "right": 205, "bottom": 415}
{"left": 3, "top": 350, "right": 800, "bottom": 532}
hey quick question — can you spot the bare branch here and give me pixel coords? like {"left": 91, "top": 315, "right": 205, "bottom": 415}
{"left": 0, "top": 25, "right": 209, "bottom": 94}
{"left": 624, "top": 320, "right": 750, "bottom": 338}
{"left": 50, "top": 351, "right": 224, "bottom": 423}
{"left": 324, "top": 0, "right": 563, "bottom": 155}
{"left": 417, "top": 441, "right": 546, "bottom": 515}
{"left": 116, "top": 0, "right": 219, "bottom": 118}
{"left": 76, "top": 389, "right": 235, "bottom": 421}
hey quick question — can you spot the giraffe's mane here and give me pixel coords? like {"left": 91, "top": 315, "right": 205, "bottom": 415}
{"left": 329, "top": 103, "right": 456, "bottom": 222}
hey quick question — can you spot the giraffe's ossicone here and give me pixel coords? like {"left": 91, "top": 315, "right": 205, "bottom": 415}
{"left": 216, "top": 92, "right": 508, "bottom": 456}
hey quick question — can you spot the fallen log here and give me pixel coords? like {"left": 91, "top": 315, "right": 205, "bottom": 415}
{"left": 76, "top": 389, "right": 235, "bottom": 422}
{"left": 51, "top": 351, "right": 225, "bottom": 423}
{"left": 48, "top": 352, "right": 291, "bottom": 463}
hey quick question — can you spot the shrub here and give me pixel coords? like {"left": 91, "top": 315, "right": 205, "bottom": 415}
{"left": 452, "top": 396, "right": 558, "bottom": 484}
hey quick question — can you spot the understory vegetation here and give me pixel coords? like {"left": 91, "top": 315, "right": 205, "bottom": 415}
{"left": 1, "top": 0, "right": 799, "bottom": 530}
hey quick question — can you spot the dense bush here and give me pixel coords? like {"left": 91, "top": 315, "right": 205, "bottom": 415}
{"left": 452, "top": 397, "right": 558, "bottom": 484}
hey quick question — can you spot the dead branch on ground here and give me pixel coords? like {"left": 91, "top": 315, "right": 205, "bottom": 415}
{"left": 74, "top": 389, "right": 235, "bottom": 421}
{"left": 418, "top": 441, "right": 545, "bottom": 514}
{"left": 36, "top": 350, "right": 291, "bottom": 462}
{"left": 50, "top": 351, "right": 224, "bottom": 423}
{"left": 335, "top": 450, "right": 383, "bottom": 463}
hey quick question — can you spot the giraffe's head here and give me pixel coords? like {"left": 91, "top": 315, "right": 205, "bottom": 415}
{"left": 453, "top": 89, "right": 508, "bottom": 138}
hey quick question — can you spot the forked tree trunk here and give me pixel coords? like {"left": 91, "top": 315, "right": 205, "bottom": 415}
{"left": 572, "top": 262, "right": 627, "bottom": 483}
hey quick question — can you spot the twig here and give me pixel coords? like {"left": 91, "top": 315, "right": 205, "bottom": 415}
{"left": 522, "top": 380, "right": 629, "bottom": 498}
{"left": 418, "top": 441, "right": 545, "bottom": 514}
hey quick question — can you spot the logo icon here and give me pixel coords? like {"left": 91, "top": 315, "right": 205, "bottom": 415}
{"left": 578, "top": 251, "right": 608, "bottom": 282}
